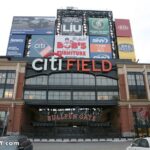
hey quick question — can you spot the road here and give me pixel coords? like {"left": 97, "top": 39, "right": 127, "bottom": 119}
{"left": 33, "top": 141, "right": 131, "bottom": 150}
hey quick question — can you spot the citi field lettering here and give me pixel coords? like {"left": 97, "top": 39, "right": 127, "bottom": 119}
{"left": 32, "top": 56, "right": 112, "bottom": 72}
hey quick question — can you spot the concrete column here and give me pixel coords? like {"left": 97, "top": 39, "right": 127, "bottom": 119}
{"left": 127, "top": 104, "right": 135, "bottom": 137}
{"left": 123, "top": 65, "right": 130, "bottom": 101}
{"left": 143, "top": 65, "right": 150, "bottom": 101}
{"left": 13, "top": 63, "right": 20, "bottom": 100}
{"left": 120, "top": 106, "right": 135, "bottom": 137}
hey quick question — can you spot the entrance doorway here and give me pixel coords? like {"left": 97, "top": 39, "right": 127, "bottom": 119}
{"left": 21, "top": 106, "right": 121, "bottom": 138}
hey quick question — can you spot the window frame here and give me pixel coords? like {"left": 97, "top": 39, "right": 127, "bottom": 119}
{"left": 127, "top": 72, "right": 147, "bottom": 99}
{"left": 24, "top": 73, "right": 118, "bottom": 101}
{"left": 0, "top": 70, "right": 16, "bottom": 99}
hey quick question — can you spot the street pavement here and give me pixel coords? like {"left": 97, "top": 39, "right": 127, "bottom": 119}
{"left": 33, "top": 141, "right": 131, "bottom": 150}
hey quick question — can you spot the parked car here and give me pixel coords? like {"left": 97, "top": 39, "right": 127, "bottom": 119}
{"left": 126, "top": 137, "right": 150, "bottom": 150}
{"left": 0, "top": 135, "right": 33, "bottom": 150}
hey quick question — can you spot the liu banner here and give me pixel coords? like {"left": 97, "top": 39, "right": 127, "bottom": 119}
{"left": 61, "top": 17, "right": 82, "bottom": 35}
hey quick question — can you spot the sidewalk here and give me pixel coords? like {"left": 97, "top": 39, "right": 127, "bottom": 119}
{"left": 31, "top": 137, "right": 134, "bottom": 143}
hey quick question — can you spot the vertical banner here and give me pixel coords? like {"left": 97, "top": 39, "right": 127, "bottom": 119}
{"left": 7, "top": 34, "right": 26, "bottom": 57}
{"left": 11, "top": 16, "right": 55, "bottom": 34}
{"left": 89, "top": 18, "right": 110, "bottom": 35}
{"left": 90, "top": 36, "right": 112, "bottom": 59}
{"left": 117, "top": 37, "right": 136, "bottom": 61}
{"left": 61, "top": 17, "right": 82, "bottom": 35}
{"left": 30, "top": 35, "right": 54, "bottom": 57}
{"left": 54, "top": 36, "right": 89, "bottom": 58}
{"left": 115, "top": 19, "right": 132, "bottom": 37}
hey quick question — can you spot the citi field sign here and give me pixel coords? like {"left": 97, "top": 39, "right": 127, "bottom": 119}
{"left": 32, "top": 56, "right": 112, "bottom": 73}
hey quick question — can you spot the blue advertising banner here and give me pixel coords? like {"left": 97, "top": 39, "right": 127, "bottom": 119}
{"left": 7, "top": 34, "right": 26, "bottom": 57}
{"left": 90, "top": 52, "right": 112, "bottom": 59}
{"left": 29, "top": 35, "right": 54, "bottom": 57}
{"left": 89, "top": 36, "right": 112, "bottom": 59}
{"left": 11, "top": 17, "right": 55, "bottom": 34}
{"left": 89, "top": 36, "right": 111, "bottom": 44}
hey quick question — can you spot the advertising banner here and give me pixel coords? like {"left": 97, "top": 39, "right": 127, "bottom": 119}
{"left": 90, "top": 36, "right": 111, "bottom": 44}
{"left": 117, "top": 37, "right": 136, "bottom": 61}
{"left": 61, "top": 17, "right": 82, "bottom": 35}
{"left": 89, "top": 18, "right": 110, "bottom": 35}
{"left": 89, "top": 36, "right": 112, "bottom": 59}
{"left": 90, "top": 52, "right": 112, "bottom": 59}
{"left": 7, "top": 34, "right": 26, "bottom": 57}
{"left": 90, "top": 44, "right": 112, "bottom": 53}
{"left": 115, "top": 19, "right": 132, "bottom": 37}
{"left": 11, "top": 16, "right": 55, "bottom": 34}
{"left": 30, "top": 35, "right": 54, "bottom": 57}
{"left": 136, "top": 108, "right": 149, "bottom": 125}
{"left": 54, "top": 36, "right": 89, "bottom": 58}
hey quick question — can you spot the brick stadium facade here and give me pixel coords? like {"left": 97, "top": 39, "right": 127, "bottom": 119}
{"left": 0, "top": 57, "right": 150, "bottom": 138}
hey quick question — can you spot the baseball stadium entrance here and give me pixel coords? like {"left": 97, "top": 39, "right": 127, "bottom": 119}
{"left": 21, "top": 58, "right": 120, "bottom": 138}
{"left": 21, "top": 106, "right": 121, "bottom": 138}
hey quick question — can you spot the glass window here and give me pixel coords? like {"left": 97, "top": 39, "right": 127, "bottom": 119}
{"left": 24, "top": 90, "right": 46, "bottom": 100}
{"left": 6, "top": 73, "right": 16, "bottom": 84}
{"left": 129, "top": 89, "right": 147, "bottom": 99}
{"left": 0, "top": 71, "right": 15, "bottom": 99}
{"left": 25, "top": 76, "right": 47, "bottom": 85}
{"left": 136, "top": 74, "right": 144, "bottom": 85}
{"left": 128, "top": 73, "right": 144, "bottom": 86}
{"left": 73, "top": 91, "right": 95, "bottom": 100}
{"left": 72, "top": 74, "right": 95, "bottom": 86}
{"left": 48, "top": 91, "right": 71, "bottom": 100}
{"left": 0, "top": 111, "right": 6, "bottom": 128}
{"left": 49, "top": 73, "right": 95, "bottom": 86}
{"left": 0, "top": 73, "right": 6, "bottom": 84}
{"left": 0, "top": 89, "right": 4, "bottom": 98}
{"left": 97, "top": 91, "right": 119, "bottom": 100}
{"left": 49, "top": 73, "right": 72, "bottom": 85}
{"left": 139, "top": 139, "right": 149, "bottom": 148}
{"left": 96, "top": 76, "right": 117, "bottom": 86}
{"left": 127, "top": 72, "right": 147, "bottom": 99}
{"left": 4, "top": 89, "right": 13, "bottom": 99}
{"left": 0, "top": 72, "right": 15, "bottom": 85}
{"left": 132, "top": 139, "right": 141, "bottom": 147}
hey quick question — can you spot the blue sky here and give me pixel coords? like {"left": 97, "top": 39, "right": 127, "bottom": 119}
{"left": 0, "top": 0, "right": 150, "bottom": 63}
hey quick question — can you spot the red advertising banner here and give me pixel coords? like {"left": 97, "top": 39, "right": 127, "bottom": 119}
{"left": 115, "top": 19, "right": 132, "bottom": 37}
